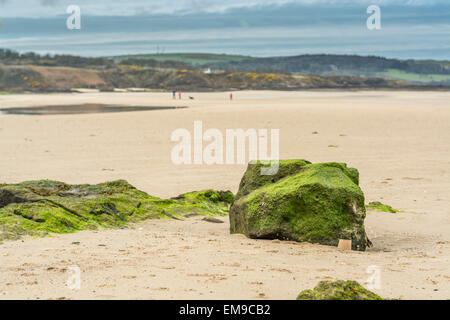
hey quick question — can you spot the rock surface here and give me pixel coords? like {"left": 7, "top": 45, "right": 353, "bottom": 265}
{"left": 229, "top": 160, "right": 369, "bottom": 251}
{"left": 0, "top": 180, "right": 233, "bottom": 242}
{"left": 296, "top": 280, "right": 383, "bottom": 300}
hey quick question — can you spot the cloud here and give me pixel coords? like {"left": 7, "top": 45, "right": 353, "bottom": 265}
{"left": 0, "top": 0, "right": 448, "bottom": 18}
{"left": 40, "top": 0, "right": 60, "bottom": 6}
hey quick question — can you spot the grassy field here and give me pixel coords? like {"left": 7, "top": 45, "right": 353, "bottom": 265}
{"left": 0, "top": 91, "right": 21, "bottom": 95}
{"left": 112, "top": 53, "right": 250, "bottom": 65}
{"left": 378, "top": 69, "right": 450, "bottom": 84}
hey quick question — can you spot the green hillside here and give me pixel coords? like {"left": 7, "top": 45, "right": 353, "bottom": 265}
{"left": 1, "top": 48, "right": 448, "bottom": 91}
{"left": 378, "top": 69, "right": 450, "bottom": 85}
{"left": 111, "top": 53, "right": 250, "bottom": 66}
{"left": 110, "top": 53, "right": 450, "bottom": 86}
{"left": 205, "top": 54, "right": 450, "bottom": 85}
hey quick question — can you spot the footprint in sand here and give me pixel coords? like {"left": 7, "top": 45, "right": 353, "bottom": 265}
{"left": 157, "top": 266, "right": 175, "bottom": 270}
{"left": 218, "top": 262, "right": 241, "bottom": 268}
{"left": 153, "top": 287, "right": 169, "bottom": 291}
{"left": 269, "top": 268, "right": 292, "bottom": 273}
{"left": 20, "top": 272, "right": 38, "bottom": 277}
{"left": 315, "top": 275, "right": 333, "bottom": 280}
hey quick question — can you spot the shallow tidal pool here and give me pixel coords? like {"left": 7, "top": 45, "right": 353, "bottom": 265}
{"left": 0, "top": 103, "right": 186, "bottom": 115}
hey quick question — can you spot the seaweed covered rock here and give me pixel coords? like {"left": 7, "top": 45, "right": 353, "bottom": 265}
{"left": 229, "top": 160, "right": 369, "bottom": 251}
{"left": 297, "top": 280, "right": 383, "bottom": 300}
{"left": 0, "top": 179, "right": 233, "bottom": 242}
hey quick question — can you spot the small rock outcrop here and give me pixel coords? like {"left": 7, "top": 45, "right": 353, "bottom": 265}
{"left": 296, "top": 280, "right": 383, "bottom": 300}
{"left": 229, "top": 160, "right": 369, "bottom": 251}
{"left": 0, "top": 179, "right": 233, "bottom": 242}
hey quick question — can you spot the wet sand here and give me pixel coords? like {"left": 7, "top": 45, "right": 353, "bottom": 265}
{"left": 0, "top": 103, "right": 184, "bottom": 115}
{"left": 0, "top": 90, "right": 449, "bottom": 299}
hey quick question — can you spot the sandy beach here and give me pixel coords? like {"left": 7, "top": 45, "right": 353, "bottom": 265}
{"left": 0, "top": 90, "right": 449, "bottom": 299}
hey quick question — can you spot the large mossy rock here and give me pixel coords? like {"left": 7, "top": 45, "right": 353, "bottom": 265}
{"left": 229, "top": 160, "right": 369, "bottom": 251}
{"left": 297, "top": 280, "right": 383, "bottom": 300}
{"left": 0, "top": 179, "right": 233, "bottom": 242}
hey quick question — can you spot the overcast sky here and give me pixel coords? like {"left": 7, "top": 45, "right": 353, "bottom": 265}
{"left": 0, "top": 0, "right": 448, "bottom": 17}
{"left": 0, "top": 0, "right": 448, "bottom": 59}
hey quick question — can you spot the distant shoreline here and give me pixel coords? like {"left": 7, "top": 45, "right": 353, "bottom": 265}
{"left": 2, "top": 86, "right": 450, "bottom": 95}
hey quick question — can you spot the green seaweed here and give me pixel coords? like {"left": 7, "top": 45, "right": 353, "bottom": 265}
{"left": 0, "top": 180, "right": 233, "bottom": 242}
{"left": 366, "top": 202, "right": 399, "bottom": 213}
{"left": 296, "top": 280, "right": 383, "bottom": 300}
{"left": 234, "top": 159, "right": 312, "bottom": 200}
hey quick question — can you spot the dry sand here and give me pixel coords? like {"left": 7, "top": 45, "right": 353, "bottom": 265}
{"left": 0, "top": 90, "right": 449, "bottom": 299}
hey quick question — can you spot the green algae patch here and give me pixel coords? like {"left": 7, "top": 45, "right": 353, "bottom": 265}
{"left": 366, "top": 201, "right": 399, "bottom": 213}
{"left": 0, "top": 180, "right": 233, "bottom": 242}
{"left": 234, "top": 159, "right": 313, "bottom": 200}
{"left": 297, "top": 280, "right": 383, "bottom": 300}
{"left": 230, "top": 160, "right": 369, "bottom": 251}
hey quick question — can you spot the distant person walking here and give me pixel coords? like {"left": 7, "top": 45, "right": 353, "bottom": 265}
{"left": 172, "top": 90, "right": 176, "bottom": 99}
{"left": 230, "top": 93, "right": 233, "bottom": 100}
{"left": 178, "top": 90, "right": 182, "bottom": 100}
